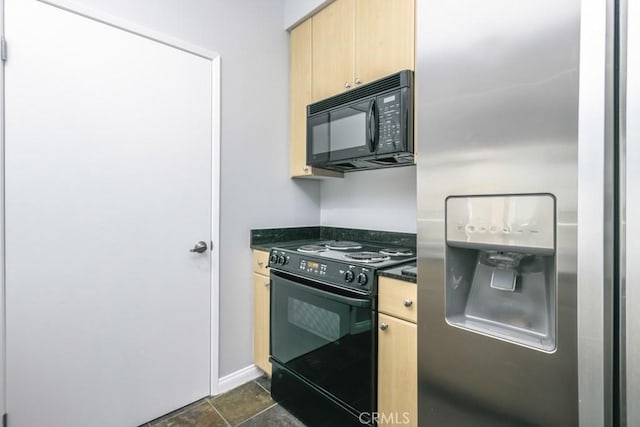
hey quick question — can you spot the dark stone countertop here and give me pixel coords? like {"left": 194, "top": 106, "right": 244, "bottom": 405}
{"left": 250, "top": 226, "right": 416, "bottom": 252}
{"left": 377, "top": 262, "right": 417, "bottom": 283}
{"left": 251, "top": 238, "right": 321, "bottom": 253}
{"left": 250, "top": 226, "right": 321, "bottom": 251}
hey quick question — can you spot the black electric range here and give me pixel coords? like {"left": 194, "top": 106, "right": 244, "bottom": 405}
{"left": 267, "top": 240, "right": 415, "bottom": 427}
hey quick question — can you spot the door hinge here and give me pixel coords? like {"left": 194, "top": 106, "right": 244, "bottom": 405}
{"left": 1, "top": 37, "right": 6, "bottom": 62}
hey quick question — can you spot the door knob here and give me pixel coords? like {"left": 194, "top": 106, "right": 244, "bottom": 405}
{"left": 190, "top": 241, "right": 208, "bottom": 253}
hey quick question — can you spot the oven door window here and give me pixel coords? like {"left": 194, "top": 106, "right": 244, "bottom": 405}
{"left": 270, "top": 273, "right": 373, "bottom": 414}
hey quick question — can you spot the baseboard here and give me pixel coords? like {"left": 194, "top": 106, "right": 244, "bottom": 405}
{"left": 215, "top": 364, "right": 264, "bottom": 395}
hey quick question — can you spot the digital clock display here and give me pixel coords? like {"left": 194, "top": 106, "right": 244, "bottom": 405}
{"left": 307, "top": 261, "right": 320, "bottom": 269}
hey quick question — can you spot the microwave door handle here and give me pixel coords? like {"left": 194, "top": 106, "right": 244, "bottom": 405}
{"left": 368, "top": 100, "right": 378, "bottom": 153}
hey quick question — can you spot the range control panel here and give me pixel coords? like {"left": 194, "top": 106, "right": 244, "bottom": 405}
{"left": 268, "top": 249, "right": 373, "bottom": 293}
{"left": 299, "top": 259, "right": 327, "bottom": 276}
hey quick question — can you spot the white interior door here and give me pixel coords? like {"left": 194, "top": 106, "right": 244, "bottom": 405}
{"left": 4, "top": 1, "right": 215, "bottom": 426}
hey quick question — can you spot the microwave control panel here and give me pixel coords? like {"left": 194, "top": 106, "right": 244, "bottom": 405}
{"left": 377, "top": 91, "right": 403, "bottom": 154}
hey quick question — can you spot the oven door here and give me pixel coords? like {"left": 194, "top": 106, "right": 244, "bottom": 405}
{"left": 307, "top": 99, "right": 377, "bottom": 166}
{"left": 270, "top": 270, "right": 374, "bottom": 415}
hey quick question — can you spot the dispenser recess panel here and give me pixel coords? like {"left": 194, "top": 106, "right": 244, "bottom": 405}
{"left": 446, "top": 194, "right": 555, "bottom": 253}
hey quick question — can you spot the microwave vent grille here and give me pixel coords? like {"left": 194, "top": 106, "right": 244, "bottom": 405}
{"left": 308, "top": 70, "right": 412, "bottom": 115}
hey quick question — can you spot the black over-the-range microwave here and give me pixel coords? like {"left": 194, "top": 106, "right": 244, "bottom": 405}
{"left": 307, "top": 70, "right": 414, "bottom": 172}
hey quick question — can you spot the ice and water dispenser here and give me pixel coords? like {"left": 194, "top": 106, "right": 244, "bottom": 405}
{"left": 445, "top": 194, "right": 556, "bottom": 351}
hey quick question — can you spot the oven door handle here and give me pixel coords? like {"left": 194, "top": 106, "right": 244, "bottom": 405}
{"left": 273, "top": 272, "right": 371, "bottom": 308}
{"left": 303, "top": 284, "right": 371, "bottom": 308}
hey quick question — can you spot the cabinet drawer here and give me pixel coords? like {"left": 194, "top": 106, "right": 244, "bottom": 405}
{"left": 378, "top": 277, "right": 417, "bottom": 323}
{"left": 253, "top": 250, "right": 270, "bottom": 275}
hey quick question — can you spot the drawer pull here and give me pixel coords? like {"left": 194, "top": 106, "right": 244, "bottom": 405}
{"left": 380, "top": 323, "right": 389, "bottom": 331}
{"left": 257, "top": 260, "right": 264, "bottom": 266}
{"left": 403, "top": 299, "right": 413, "bottom": 307}
{"left": 264, "top": 282, "right": 270, "bottom": 288}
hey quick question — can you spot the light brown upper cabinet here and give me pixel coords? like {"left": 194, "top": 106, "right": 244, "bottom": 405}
{"left": 311, "top": 0, "right": 355, "bottom": 101}
{"left": 290, "top": 20, "right": 343, "bottom": 178}
{"left": 354, "top": 0, "right": 415, "bottom": 85}
{"left": 311, "top": 0, "right": 415, "bottom": 102}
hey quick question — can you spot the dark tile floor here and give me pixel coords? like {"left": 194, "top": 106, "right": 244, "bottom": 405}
{"left": 141, "top": 377, "right": 306, "bottom": 427}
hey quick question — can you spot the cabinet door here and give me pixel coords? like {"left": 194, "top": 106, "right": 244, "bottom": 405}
{"left": 253, "top": 272, "right": 271, "bottom": 376}
{"left": 312, "top": 0, "right": 355, "bottom": 101}
{"left": 378, "top": 313, "right": 417, "bottom": 426}
{"left": 290, "top": 20, "right": 314, "bottom": 177}
{"left": 290, "top": 20, "right": 344, "bottom": 179}
{"left": 354, "top": 0, "right": 415, "bottom": 85}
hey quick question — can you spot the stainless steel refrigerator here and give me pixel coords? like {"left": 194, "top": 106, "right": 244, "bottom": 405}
{"left": 416, "top": 0, "right": 638, "bottom": 425}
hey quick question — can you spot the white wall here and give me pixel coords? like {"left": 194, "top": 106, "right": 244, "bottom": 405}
{"left": 283, "top": 0, "right": 331, "bottom": 29}
{"left": 62, "top": 0, "right": 321, "bottom": 378}
{"left": 320, "top": 166, "right": 417, "bottom": 233}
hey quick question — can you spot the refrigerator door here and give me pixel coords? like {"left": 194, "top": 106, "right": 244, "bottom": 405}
{"left": 623, "top": 0, "right": 640, "bottom": 424}
{"left": 416, "top": 0, "right": 581, "bottom": 425}
{"left": 576, "top": 0, "right": 617, "bottom": 425}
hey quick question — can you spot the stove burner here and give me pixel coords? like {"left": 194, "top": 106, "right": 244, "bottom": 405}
{"left": 325, "top": 241, "right": 363, "bottom": 250}
{"left": 297, "top": 244, "right": 328, "bottom": 253}
{"left": 379, "top": 248, "right": 414, "bottom": 257}
{"left": 344, "top": 251, "right": 391, "bottom": 263}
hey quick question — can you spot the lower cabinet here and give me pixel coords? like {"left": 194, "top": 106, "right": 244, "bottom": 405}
{"left": 378, "top": 278, "right": 417, "bottom": 426}
{"left": 253, "top": 250, "right": 271, "bottom": 376}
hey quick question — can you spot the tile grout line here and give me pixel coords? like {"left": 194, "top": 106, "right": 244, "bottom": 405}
{"left": 149, "top": 398, "right": 208, "bottom": 426}
{"left": 235, "top": 402, "right": 279, "bottom": 427}
{"left": 253, "top": 379, "right": 270, "bottom": 394}
{"left": 206, "top": 398, "right": 232, "bottom": 427}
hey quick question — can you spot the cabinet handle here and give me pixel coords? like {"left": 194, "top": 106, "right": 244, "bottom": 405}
{"left": 257, "top": 260, "right": 264, "bottom": 266}
{"left": 344, "top": 82, "right": 351, "bottom": 89}
{"left": 355, "top": 77, "right": 362, "bottom": 85}
{"left": 403, "top": 299, "right": 413, "bottom": 307}
{"left": 380, "top": 323, "right": 389, "bottom": 331}
{"left": 303, "top": 166, "right": 309, "bottom": 172}
{"left": 264, "top": 282, "right": 270, "bottom": 288}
